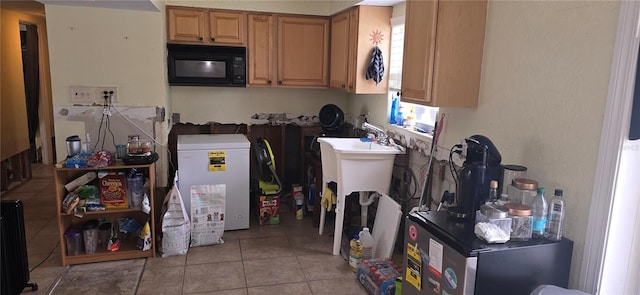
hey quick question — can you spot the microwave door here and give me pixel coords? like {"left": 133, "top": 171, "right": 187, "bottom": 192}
{"left": 175, "top": 59, "right": 226, "bottom": 79}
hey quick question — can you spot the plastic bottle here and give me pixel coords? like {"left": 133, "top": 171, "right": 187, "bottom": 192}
{"left": 359, "top": 227, "right": 374, "bottom": 260}
{"left": 390, "top": 97, "right": 399, "bottom": 124}
{"left": 545, "top": 189, "right": 565, "bottom": 241}
{"left": 487, "top": 180, "right": 499, "bottom": 204}
{"left": 396, "top": 107, "right": 405, "bottom": 126}
{"left": 349, "top": 234, "right": 363, "bottom": 272}
{"left": 497, "top": 193, "right": 510, "bottom": 206}
{"left": 531, "top": 187, "right": 548, "bottom": 238}
{"left": 406, "top": 106, "right": 416, "bottom": 129}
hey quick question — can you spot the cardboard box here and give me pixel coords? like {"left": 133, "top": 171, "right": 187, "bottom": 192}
{"left": 99, "top": 173, "right": 129, "bottom": 208}
{"left": 258, "top": 195, "right": 280, "bottom": 225}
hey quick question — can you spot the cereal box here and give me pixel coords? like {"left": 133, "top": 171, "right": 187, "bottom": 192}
{"left": 99, "top": 173, "right": 129, "bottom": 208}
{"left": 258, "top": 195, "right": 279, "bottom": 225}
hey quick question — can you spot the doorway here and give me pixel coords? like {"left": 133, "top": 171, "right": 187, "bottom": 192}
{"left": 0, "top": 1, "right": 55, "bottom": 193}
{"left": 20, "top": 23, "right": 41, "bottom": 164}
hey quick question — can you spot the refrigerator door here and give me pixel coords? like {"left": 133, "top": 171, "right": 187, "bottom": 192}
{"left": 403, "top": 217, "right": 477, "bottom": 295}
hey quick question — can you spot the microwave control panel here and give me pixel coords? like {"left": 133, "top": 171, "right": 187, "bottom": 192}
{"left": 232, "top": 57, "right": 246, "bottom": 83}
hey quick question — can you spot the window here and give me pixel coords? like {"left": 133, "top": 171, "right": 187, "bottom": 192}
{"left": 388, "top": 16, "right": 438, "bottom": 129}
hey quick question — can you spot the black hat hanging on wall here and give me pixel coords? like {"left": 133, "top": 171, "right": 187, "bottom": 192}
{"left": 319, "top": 104, "right": 344, "bottom": 135}
{"left": 365, "top": 29, "right": 385, "bottom": 85}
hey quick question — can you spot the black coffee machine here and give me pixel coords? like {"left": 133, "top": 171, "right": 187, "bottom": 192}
{"left": 448, "top": 135, "right": 502, "bottom": 219}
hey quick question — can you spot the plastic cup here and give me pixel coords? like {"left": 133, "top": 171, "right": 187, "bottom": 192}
{"left": 116, "top": 144, "right": 127, "bottom": 159}
{"left": 64, "top": 226, "right": 83, "bottom": 256}
{"left": 126, "top": 174, "right": 144, "bottom": 209}
{"left": 82, "top": 219, "right": 99, "bottom": 254}
{"left": 98, "top": 222, "right": 112, "bottom": 249}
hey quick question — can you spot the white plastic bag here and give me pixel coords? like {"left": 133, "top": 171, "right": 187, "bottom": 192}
{"left": 159, "top": 173, "right": 191, "bottom": 257}
{"left": 190, "top": 184, "right": 225, "bottom": 247}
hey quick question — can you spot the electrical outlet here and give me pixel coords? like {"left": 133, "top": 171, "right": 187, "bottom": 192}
{"left": 70, "top": 86, "right": 95, "bottom": 103}
{"left": 96, "top": 86, "right": 118, "bottom": 103}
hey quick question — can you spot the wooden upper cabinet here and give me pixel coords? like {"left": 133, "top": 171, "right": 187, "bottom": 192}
{"left": 167, "top": 6, "right": 207, "bottom": 44}
{"left": 277, "top": 16, "right": 329, "bottom": 87}
{"left": 167, "top": 6, "right": 246, "bottom": 46}
{"left": 208, "top": 10, "right": 247, "bottom": 46}
{"left": 401, "top": 0, "right": 488, "bottom": 107}
{"left": 329, "top": 10, "right": 350, "bottom": 90}
{"left": 247, "top": 14, "right": 328, "bottom": 88}
{"left": 248, "top": 14, "right": 275, "bottom": 86}
{"left": 329, "top": 6, "right": 392, "bottom": 94}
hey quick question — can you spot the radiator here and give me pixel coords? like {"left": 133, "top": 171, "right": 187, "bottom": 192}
{"left": 1, "top": 200, "right": 38, "bottom": 295}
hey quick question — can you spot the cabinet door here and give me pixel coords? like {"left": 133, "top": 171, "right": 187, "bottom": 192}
{"left": 277, "top": 16, "right": 329, "bottom": 87}
{"left": 248, "top": 14, "right": 275, "bottom": 86}
{"left": 351, "top": 6, "right": 391, "bottom": 94}
{"left": 167, "top": 6, "right": 207, "bottom": 44}
{"left": 329, "top": 10, "right": 351, "bottom": 91}
{"left": 347, "top": 7, "right": 359, "bottom": 92}
{"left": 208, "top": 10, "right": 247, "bottom": 46}
{"left": 430, "top": 0, "right": 487, "bottom": 107}
{"left": 401, "top": 0, "right": 487, "bottom": 107}
{"left": 400, "top": 0, "right": 438, "bottom": 105}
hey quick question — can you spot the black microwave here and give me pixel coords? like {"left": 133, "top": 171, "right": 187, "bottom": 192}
{"left": 167, "top": 44, "right": 246, "bottom": 87}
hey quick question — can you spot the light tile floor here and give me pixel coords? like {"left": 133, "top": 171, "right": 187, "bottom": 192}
{"left": 2, "top": 164, "right": 378, "bottom": 295}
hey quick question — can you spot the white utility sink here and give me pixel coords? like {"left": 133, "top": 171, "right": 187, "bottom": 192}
{"left": 317, "top": 137, "right": 404, "bottom": 256}
{"left": 321, "top": 138, "right": 403, "bottom": 154}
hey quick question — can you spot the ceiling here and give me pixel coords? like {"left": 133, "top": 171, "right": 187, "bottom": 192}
{"left": 1, "top": 1, "right": 46, "bottom": 16}
{"left": 2, "top": 0, "right": 403, "bottom": 15}
{"left": 37, "top": 0, "right": 159, "bottom": 12}
{"left": 357, "top": 0, "right": 404, "bottom": 6}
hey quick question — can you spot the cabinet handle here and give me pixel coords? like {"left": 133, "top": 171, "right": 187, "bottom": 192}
{"left": 267, "top": 80, "right": 272, "bottom": 84}
{"left": 199, "top": 36, "right": 203, "bottom": 41}
{"left": 341, "top": 84, "right": 346, "bottom": 88}
{"left": 211, "top": 37, "right": 216, "bottom": 42}
{"left": 278, "top": 81, "right": 283, "bottom": 85}
{"left": 349, "top": 85, "right": 353, "bottom": 89}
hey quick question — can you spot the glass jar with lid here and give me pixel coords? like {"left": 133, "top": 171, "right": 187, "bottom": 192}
{"left": 508, "top": 178, "right": 538, "bottom": 205}
{"left": 505, "top": 203, "right": 533, "bottom": 241}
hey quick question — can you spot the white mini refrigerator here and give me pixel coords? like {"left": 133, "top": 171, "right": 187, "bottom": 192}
{"left": 177, "top": 134, "right": 250, "bottom": 231}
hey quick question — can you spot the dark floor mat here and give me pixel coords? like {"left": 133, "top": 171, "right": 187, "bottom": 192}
{"left": 49, "top": 258, "right": 145, "bottom": 294}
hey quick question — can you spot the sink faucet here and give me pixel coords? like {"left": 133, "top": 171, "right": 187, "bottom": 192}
{"left": 362, "top": 122, "right": 388, "bottom": 145}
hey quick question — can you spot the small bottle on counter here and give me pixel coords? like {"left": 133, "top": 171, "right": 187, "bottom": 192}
{"left": 545, "top": 189, "right": 565, "bottom": 241}
{"left": 487, "top": 180, "right": 499, "bottom": 204}
{"left": 406, "top": 106, "right": 416, "bottom": 130}
{"left": 497, "top": 193, "right": 510, "bottom": 206}
{"left": 531, "top": 187, "right": 548, "bottom": 238}
{"left": 396, "top": 106, "right": 404, "bottom": 126}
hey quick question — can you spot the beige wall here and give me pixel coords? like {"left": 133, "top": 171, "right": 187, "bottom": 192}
{"left": 46, "top": 4, "right": 170, "bottom": 183}
{"left": 1, "top": 8, "right": 42, "bottom": 161}
{"left": 170, "top": 87, "right": 347, "bottom": 124}
{"left": 43, "top": 0, "right": 621, "bottom": 287}
{"left": 347, "top": 1, "right": 620, "bottom": 288}
{"left": 441, "top": 1, "right": 618, "bottom": 287}
{"left": 46, "top": 5, "right": 167, "bottom": 107}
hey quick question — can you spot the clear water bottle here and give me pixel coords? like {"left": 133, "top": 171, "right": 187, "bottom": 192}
{"left": 545, "top": 189, "right": 565, "bottom": 241}
{"left": 531, "top": 187, "right": 548, "bottom": 238}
